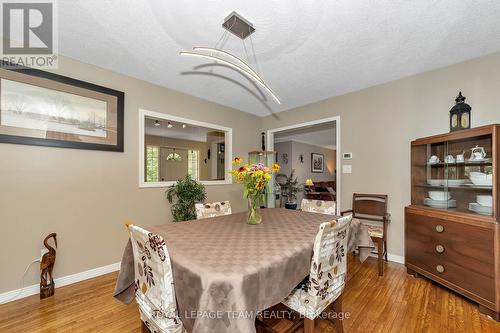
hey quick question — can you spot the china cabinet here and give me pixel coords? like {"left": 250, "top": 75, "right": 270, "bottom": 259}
{"left": 406, "top": 124, "right": 499, "bottom": 321}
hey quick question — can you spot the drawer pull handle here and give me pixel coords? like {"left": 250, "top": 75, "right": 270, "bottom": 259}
{"left": 435, "top": 225, "right": 444, "bottom": 233}
{"left": 435, "top": 245, "right": 445, "bottom": 253}
{"left": 436, "top": 265, "right": 445, "bottom": 273}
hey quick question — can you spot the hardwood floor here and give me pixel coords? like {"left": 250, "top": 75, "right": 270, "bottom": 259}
{"left": 0, "top": 255, "right": 498, "bottom": 332}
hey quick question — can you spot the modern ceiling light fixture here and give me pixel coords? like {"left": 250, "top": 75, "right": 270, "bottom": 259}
{"left": 167, "top": 121, "right": 173, "bottom": 128}
{"left": 180, "top": 11, "right": 281, "bottom": 104}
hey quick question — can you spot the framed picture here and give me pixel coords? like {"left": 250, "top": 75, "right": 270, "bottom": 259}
{"left": 311, "top": 153, "right": 324, "bottom": 173}
{"left": 0, "top": 61, "right": 124, "bottom": 151}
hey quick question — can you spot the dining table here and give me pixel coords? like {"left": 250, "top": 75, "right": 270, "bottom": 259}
{"left": 114, "top": 208, "right": 374, "bottom": 333}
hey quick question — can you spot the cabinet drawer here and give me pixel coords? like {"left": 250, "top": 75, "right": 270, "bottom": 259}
{"left": 405, "top": 211, "right": 495, "bottom": 302}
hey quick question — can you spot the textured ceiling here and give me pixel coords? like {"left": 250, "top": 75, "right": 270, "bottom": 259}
{"left": 59, "top": 1, "right": 500, "bottom": 116}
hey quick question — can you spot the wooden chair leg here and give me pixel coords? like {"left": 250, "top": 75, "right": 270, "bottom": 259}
{"left": 141, "top": 321, "right": 150, "bottom": 333}
{"left": 384, "top": 240, "right": 388, "bottom": 262}
{"left": 304, "top": 318, "right": 315, "bottom": 333}
{"left": 377, "top": 238, "right": 384, "bottom": 276}
{"left": 331, "top": 295, "right": 344, "bottom": 333}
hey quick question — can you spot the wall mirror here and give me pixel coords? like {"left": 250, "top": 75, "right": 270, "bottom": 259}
{"left": 139, "top": 109, "right": 232, "bottom": 187}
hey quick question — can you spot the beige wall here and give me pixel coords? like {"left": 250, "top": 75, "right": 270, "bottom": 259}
{"left": 0, "top": 56, "right": 261, "bottom": 293}
{"left": 262, "top": 52, "right": 500, "bottom": 258}
{"left": 289, "top": 141, "right": 336, "bottom": 183}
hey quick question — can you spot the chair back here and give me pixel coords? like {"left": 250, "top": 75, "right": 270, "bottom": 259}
{"left": 195, "top": 201, "right": 232, "bottom": 219}
{"left": 301, "top": 199, "right": 336, "bottom": 215}
{"left": 307, "top": 214, "right": 352, "bottom": 314}
{"left": 351, "top": 193, "right": 388, "bottom": 222}
{"left": 128, "top": 225, "right": 178, "bottom": 320}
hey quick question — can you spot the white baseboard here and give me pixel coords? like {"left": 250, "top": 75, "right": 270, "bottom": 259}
{"left": 387, "top": 253, "right": 405, "bottom": 264}
{"left": 0, "top": 262, "right": 120, "bottom": 304}
{"left": 367, "top": 252, "right": 405, "bottom": 264}
{"left": 0, "top": 253, "right": 405, "bottom": 304}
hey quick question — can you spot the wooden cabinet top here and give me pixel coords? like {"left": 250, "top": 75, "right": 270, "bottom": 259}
{"left": 412, "top": 124, "right": 500, "bottom": 146}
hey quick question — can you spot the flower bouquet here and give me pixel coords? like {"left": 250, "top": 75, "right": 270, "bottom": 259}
{"left": 230, "top": 157, "right": 280, "bottom": 224}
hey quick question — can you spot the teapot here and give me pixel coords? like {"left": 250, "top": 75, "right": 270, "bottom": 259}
{"left": 469, "top": 146, "right": 486, "bottom": 161}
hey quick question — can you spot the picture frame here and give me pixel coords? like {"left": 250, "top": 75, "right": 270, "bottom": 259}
{"left": 0, "top": 61, "right": 124, "bottom": 152}
{"left": 311, "top": 153, "right": 324, "bottom": 173}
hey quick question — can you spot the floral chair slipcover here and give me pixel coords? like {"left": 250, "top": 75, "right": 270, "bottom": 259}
{"left": 282, "top": 214, "right": 352, "bottom": 320}
{"left": 195, "top": 201, "right": 232, "bottom": 219}
{"left": 128, "top": 225, "right": 185, "bottom": 333}
{"left": 301, "top": 199, "right": 337, "bottom": 215}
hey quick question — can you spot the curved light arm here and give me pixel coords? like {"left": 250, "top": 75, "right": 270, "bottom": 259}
{"left": 192, "top": 47, "right": 264, "bottom": 83}
{"left": 180, "top": 51, "right": 281, "bottom": 104}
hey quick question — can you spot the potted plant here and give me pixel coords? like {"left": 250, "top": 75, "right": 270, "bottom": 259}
{"left": 166, "top": 174, "right": 207, "bottom": 222}
{"left": 276, "top": 170, "right": 303, "bottom": 210}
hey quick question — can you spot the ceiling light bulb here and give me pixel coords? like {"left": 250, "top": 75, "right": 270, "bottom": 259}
{"left": 154, "top": 120, "right": 160, "bottom": 127}
{"left": 167, "top": 122, "right": 173, "bottom": 128}
{"left": 182, "top": 124, "right": 187, "bottom": 128}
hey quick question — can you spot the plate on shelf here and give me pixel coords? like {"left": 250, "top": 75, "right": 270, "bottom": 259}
{"left": 427, "top": 179, "right": 444, "bottom": 186}
{"left": 468, "top": 158, "right": 491, "bottom": 163}
{"left": 447, "top": 179, "right": 468, "bottom": 186}
{"left": 426, "top": 179, "right": 468, "bottom": 186}
{"left": 469, "top": 202, "right": 493, "bottom": 216}
{"left": 463, "top": 184, "right": 493, "bottom": 189}
{"left": 424, "top": 198, "right": 457, "bottom": 209}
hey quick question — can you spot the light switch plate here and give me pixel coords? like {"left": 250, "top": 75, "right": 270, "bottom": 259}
{"left": 342, "top": 165, "right": 352, "bottom": 174}
{"left": 343, "top": 152, "right": 353, "bottom": 159}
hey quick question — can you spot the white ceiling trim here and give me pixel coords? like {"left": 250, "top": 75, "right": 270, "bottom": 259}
{"left": 275, "top": 138, "right": 336, "bottom": 151}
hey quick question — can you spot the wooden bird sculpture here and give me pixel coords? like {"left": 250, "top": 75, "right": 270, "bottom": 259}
{"left": 40, "top": 233, "right": 57, "bottom": 299}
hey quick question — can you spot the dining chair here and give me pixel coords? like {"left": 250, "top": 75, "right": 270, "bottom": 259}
{"left": 195, "top": 201, "right": 232, "bottom": 219}
{"left": 127, "top": 224, "right": 185, "bottom": 333}
{"left": 341, "top": 193, "right": 390, "bottom": 276}
{"left": 301, "top": 199, "right": 337, "bottom": 215}
{"left": 257, "top": 214, "right": 352, "bottom": 333}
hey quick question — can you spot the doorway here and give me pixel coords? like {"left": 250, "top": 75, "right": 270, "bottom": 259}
{"left": 266, "top": 117, "right": 340, "bottom": 212}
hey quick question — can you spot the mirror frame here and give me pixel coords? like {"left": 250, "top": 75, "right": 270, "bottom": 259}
{"left": 139, "top": 109, "right": 233, "bottom": 188}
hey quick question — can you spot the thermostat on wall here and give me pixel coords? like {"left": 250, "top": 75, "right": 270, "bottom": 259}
{"left": 343, "top": 152, "right": 353, "bottom": 159}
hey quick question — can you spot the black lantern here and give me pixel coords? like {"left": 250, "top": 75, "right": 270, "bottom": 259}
{"left": 449, "top": 92, "right": 471, "bottom": 132}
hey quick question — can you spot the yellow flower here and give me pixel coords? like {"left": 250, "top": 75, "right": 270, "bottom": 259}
{"left": 255, "top": 181, "right": 265, "bottom": 191}
{"left": 264, "top": 173, "right": 272, "bottom": 180}
{"left": 252, "top": 170, "right": 264, "bottom": 178}
{"left": 232, "top": 157, "right": 243, "bottom": 166}
{"left": 271, "top": 163, "right": 281, "bottom": 172}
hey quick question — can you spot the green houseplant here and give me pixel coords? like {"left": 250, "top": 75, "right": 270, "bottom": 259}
{"left": 276, "top": 170, "right": 303, "bottom": 210}
{"left": 166, "top": 174, "right": 207, "bottom": 222}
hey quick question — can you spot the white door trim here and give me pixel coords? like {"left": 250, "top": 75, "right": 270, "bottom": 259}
{"left": 266, "top": 116, "right": 341, "bottom": 213}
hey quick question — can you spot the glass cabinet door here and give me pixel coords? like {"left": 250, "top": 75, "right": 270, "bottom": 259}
{"left": 444, "top": 135, "right": 493, "bottom": 216}
{"left": 412, "top": 133, "right": 494, "bottom": 216}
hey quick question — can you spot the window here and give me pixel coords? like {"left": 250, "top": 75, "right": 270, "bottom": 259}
{"left": 187, "top": 150, "right": 199, "bottom": 180}
{"left": 146, "top": 145, "right": 159, "bottom": 182}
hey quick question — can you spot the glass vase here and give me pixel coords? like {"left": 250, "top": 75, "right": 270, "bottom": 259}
{"left": 247, "top": 196, "right": 262, "bottom": 225}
